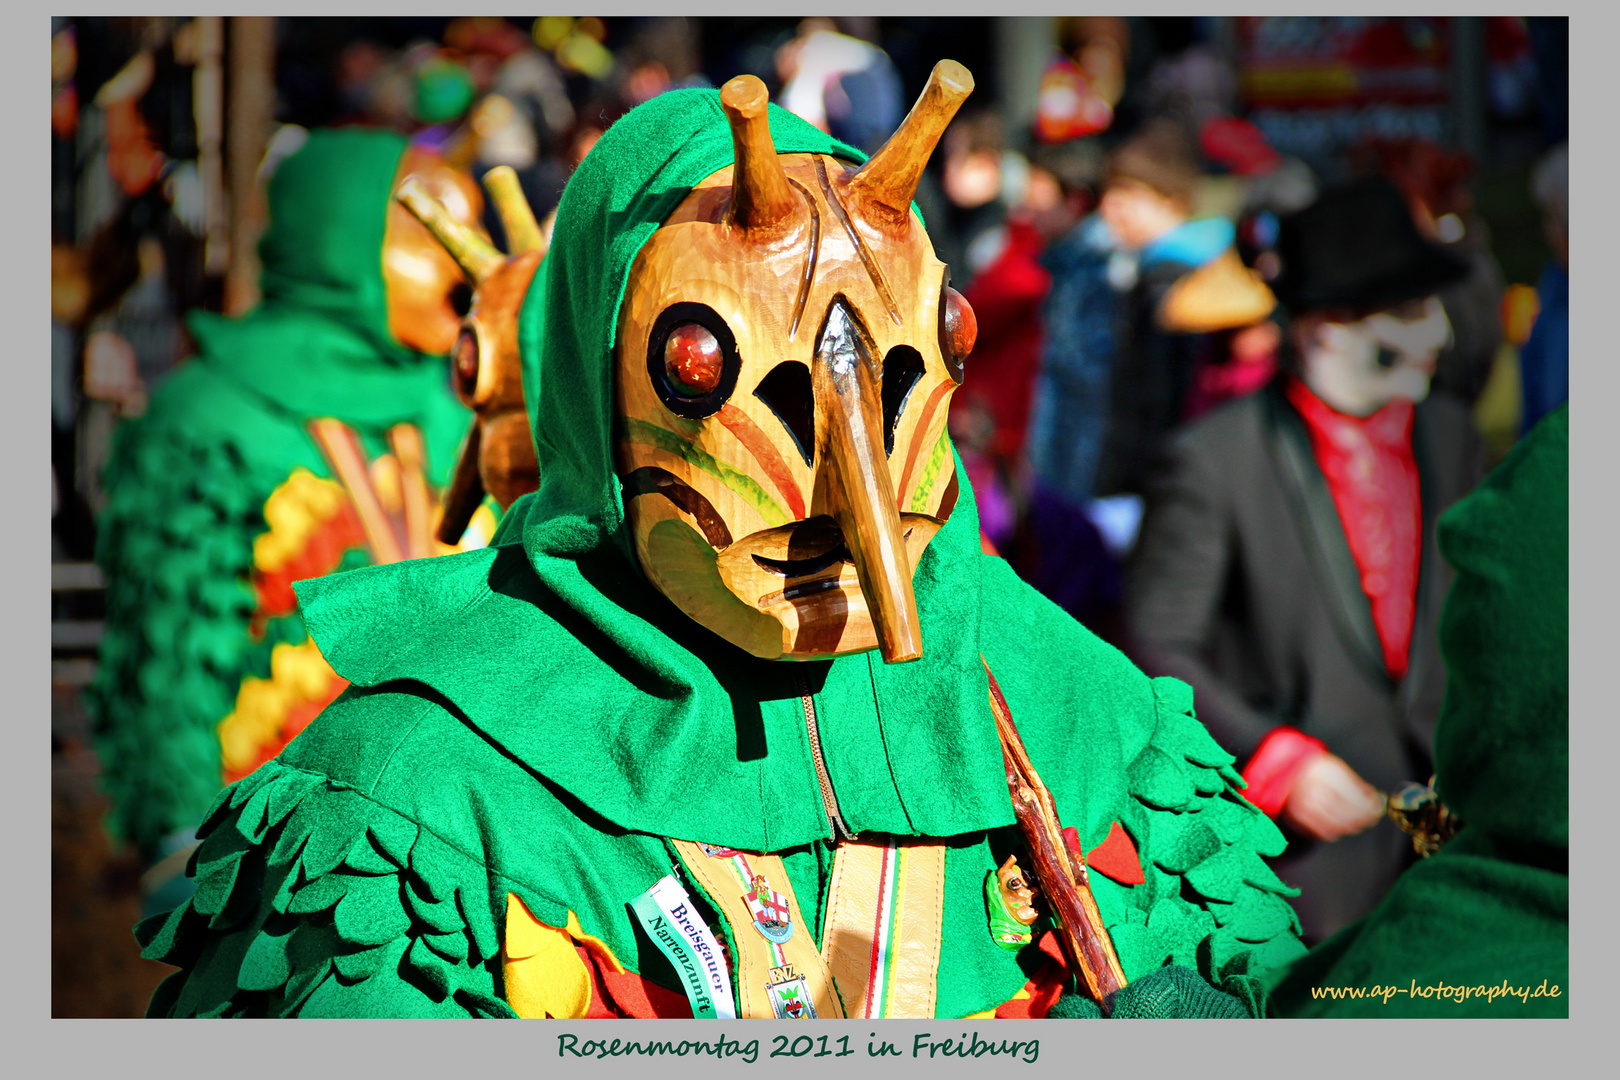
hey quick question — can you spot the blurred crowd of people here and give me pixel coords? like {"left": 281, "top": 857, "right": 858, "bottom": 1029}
{"left": 52, "top": 16, "right": 1569, "bottom": 1012}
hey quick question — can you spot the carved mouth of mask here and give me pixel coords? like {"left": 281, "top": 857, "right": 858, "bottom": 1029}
{"left": 749, "top": 517, "right": 851, "bottom": 579}
{"left": 745, "top": 518, "right": 921, "bottom": 589}
{"left": 718, "top": 516, "right": 934, "bottom": 609}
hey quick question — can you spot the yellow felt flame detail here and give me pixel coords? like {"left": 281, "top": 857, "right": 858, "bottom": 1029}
{"left": 252, "top": 467, "right": 348, "bottom": 575}
{"left": 215, "top": 638, "right": 339, "bottom": 775}
{"left": 502, "top": 893, "right": 625, "bottom": 1019}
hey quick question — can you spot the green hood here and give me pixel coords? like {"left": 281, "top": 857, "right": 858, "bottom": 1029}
{"left": 1432, "top": 404, "right": 1568, "bottom": 850}
{"left": 184, "top": 127, "right": 452, "bottom": 424}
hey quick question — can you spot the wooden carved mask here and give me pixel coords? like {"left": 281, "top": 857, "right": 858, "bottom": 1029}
{"left": 616, "top": 64, "right": 978, "bottom": 664}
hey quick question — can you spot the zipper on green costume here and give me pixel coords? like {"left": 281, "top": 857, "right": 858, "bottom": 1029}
{"left": 796, "top": 672, "right": 855, "bottom": 841}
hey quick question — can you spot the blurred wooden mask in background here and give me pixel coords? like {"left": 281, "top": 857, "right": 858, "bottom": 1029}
{"left": 383, "top": 147, "right": 487, "bottom": 356}
{"left": 395, "top": 164, "right": 546, "bottom": 544}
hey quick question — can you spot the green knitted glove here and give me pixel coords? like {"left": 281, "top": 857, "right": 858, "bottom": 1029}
{"left": 1049, "top": 965, "right": 1251, "bottom": 1019}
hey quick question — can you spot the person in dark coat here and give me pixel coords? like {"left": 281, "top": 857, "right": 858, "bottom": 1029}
{"left": 1090, "top": 118, "right": 1230, "bottom": 499}
{"left": 1125, "top": 176, "right": 1484, "bottom": 943}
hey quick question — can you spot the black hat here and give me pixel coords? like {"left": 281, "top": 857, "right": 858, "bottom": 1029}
{"left": 1271, "top": 175, "right": 1469, "bottom": 315}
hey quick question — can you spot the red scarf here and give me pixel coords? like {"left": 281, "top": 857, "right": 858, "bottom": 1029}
{"left": 1285, "top": 378, "right": 1421, "bottom": 681}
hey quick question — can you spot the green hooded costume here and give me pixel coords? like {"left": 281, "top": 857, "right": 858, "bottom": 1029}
{"left": 137, "top": 90, "right": 1304, "bottom": 1019}
{"left": 1268, "top": 406, "right": 1568, "bottom": 1017}
{"left": 90, "top": 128, "right": 474, "bottom": 869}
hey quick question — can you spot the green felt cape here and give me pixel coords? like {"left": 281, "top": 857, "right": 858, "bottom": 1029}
{"left": 138, "top": 90, "right": 1305, "bottom": 1018}
{"left": 90, "top": 128, "right": 472, "bottom": 861}
{"left": 1268, "top": 405, "right": 1568, "bottom": 1017}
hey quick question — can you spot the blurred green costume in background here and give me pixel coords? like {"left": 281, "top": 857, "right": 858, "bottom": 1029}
{"left": 137, "top": 88, "right": 1305, "bottom": 1019}
{"left": 89, "top": 129, "right": 483, "bottom": 912}
{"left": 1269, "top": 406, "right": 1568, "bottom": 1017}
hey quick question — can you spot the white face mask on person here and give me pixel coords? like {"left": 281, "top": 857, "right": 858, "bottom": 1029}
{"left": 1297, "top": 297, "right": 1452, "bottom": 417}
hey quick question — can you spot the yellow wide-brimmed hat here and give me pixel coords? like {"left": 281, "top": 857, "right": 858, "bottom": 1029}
{"left": 1157, "top": 247, "right": 1276, "bottom": 333}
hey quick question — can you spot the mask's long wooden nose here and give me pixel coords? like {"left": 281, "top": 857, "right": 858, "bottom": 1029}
{"left": 813, "top": 298, "right": 923, "bottom": 663}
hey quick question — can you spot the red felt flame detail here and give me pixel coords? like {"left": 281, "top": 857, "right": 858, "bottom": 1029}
{"left": 1075, "top": 821, "right": 1146, "bottom": 887}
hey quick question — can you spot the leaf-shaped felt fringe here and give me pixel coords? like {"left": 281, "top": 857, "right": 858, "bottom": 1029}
{"left": 146, "top": 970, "right": 186, "bottom": 1018}
{"left": 455, "top": 987, "right": 519, "bottom": 1019}
{"left": 1147, "top": 894, "right": 1214, "bottom": 949}
{"left": 456, "top": 885, "right": 498, "bottom": 967}
{"left": 1156, "top": 708, "right": 1237, "bottom": 772}
{"left": 1187, "top": 765, "right": 1227, "bottom": 798}
{"left": 137, "top": 763, "right": 514, "bottom": 1016}
{"left": 238, "top": 925, "right": 295, "bottom": 992}
{"left": 403, "top": 936, "right": 453, "bottom": 1003}
{"left": 334, "top": 872, "right": 412, "bottom": 946}
{"left": 367, "top": 817, "right": 417, "bottom": 868}
{"left": 1223, "top": 891, "right": 1301, "bottom": 944}
{"left": 1237, "top": 800, "right": 1290, "bottom": 859}
{"left": 268, "top": 812, "right": 313, "bottom": 869}
{"left": 340, "top": 831, "right": 398, "bottom": 876}
{"left": 407, "top": 886, "right": 466, "bottom": 936}
{"left": 283, "top": 963, "right": 335, "bottom": 1016}
{"left": 422, "top": 928, "right": 469, "bottom": 965}
{"left": 192, "top": 850, "right": 246, "bottom": 924}
{"left": 294, "top": 804, "right": 368, "bottom": 882}
{"left": 1204, "top": 921, "right": 1271, "bottom": 977}
{"left": 194, "top": 813, "right": 256, "bottom": 877}
{"left": 1150, "top": 676, "right": 1196, "bottom": 717}
{"left": 266, "top": 769, "right": 323, "bottom": 830}
{"left": 235, "top": 781, "right": 279, "bottom": 844}
{"left": 1148, "top": 814, "right": 1222, "bottom": 874}
{"left": 285, "top": 870, "right": 352, "bottom": 916}
{"left": 1198, "top": 793, "right": 1252, "bottom": 845}
{"left": 196, "top": 997, "right": 239, "bottom": 1019}
{"left": 1241, "top": 873, "right": 1301, "bottom": 898}
{"left": 332, "top": 937, "right": 407, "bottom": 985}
{"left": 1182, "top": 847, "right": 1249, "bottom": 904}
{"left": 1106, "top": 921, "right": 1163, "bottom": 979}
{"left": 1130, "top": 745, "right": 1198, "bottom": 810}
{"left": 134, "top": 908, "right": 178, "bottom": 951}
{"left": 1225, "top": 923, "right": 1307, "bottom": 979}
{"left": 138, "top": 907, "right": 204, "bottom": 975}
{"left": 406, "top": 832, "right": 453, "bottom": 904}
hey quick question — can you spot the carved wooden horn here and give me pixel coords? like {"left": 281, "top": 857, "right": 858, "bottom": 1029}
{"left": 481, "top": 166, "right": 547, "bottom": 257}
{"left": 395, "top": 176, "right": 504, "bottom": 284}
{"left": 846, "top": 60, "right": 974, "bottom": 225}
{"left": 719, "top": 75, "right": 798, "bottom": 233}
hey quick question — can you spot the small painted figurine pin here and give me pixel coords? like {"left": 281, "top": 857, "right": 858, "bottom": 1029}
{"left": 986, "top": 854, "right": 1040, "bottom": 950}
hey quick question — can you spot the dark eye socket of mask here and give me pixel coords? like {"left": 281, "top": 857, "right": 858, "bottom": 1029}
{"left": 448, "top": 281, "right": 473, "bottom": 318}
{"left": 647, "top": 302, "right": 741, "bottom": 419}
{"left": 938, "top": 283, "right": 976, "bottom": 384}
{"left": 452, "top": 328, "right": 479, "bottom": 405}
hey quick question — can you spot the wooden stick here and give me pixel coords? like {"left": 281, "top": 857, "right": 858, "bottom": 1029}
{"left": 389, "top": 423, "right": 434, "bottom": 560}
{"left": 436, "top": 421, "right": 485, "bottom": 546}
{"left": 982, "top": 655, "right": 1128, "bottom": 1012}
{"left": 307, "top": 418, "right": 404, "bottom": 565}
